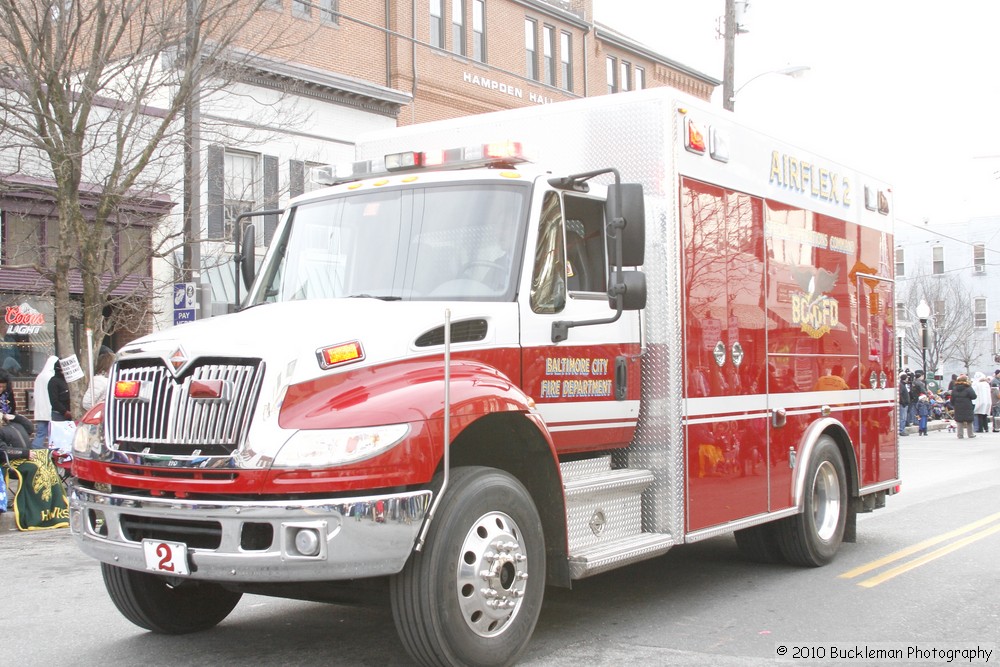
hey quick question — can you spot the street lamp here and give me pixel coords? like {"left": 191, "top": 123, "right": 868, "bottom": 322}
{"left": 916, "top": 299, "right": 931, "bottom": 376}
{"left": 729, "top": 66, "right": 811, "bottom": 107}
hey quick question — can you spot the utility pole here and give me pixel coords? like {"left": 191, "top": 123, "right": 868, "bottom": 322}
{"left": 183, "top": 0, "right": 202, "bottom": 285}
{"left": 722, "top": 0, "right": 736, "bottom": 111}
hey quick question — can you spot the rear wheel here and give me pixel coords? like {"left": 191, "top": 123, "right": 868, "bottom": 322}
{"left": 102, "top": 563, "right": 242, "bottom": 634}
{"left": 391, "top": 467, "right": 545, "bottom": 667}
{"left": 775, "top": 435, "right": 847, "bottom": 566}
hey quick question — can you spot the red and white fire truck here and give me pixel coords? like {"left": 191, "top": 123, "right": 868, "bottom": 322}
{"left": 69, "top": 88, "right": 898, "bottom": 666}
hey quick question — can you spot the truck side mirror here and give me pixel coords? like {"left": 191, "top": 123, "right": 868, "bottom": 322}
{"left": 609, "top": 270, "right": 646, "bottom": 311}
{"left": 240, "top": 223, "right": 256, "bottom": 290}
{"left": 606, "top": 183, "right": 645, "bottom": 267}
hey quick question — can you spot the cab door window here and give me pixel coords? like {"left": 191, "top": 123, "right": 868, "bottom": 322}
{"left": 563, "top": 193, "right": 607, "bottom": 294}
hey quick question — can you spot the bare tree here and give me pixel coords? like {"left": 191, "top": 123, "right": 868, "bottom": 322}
{"left": 0, "top": 0, "right": 302, "bottom": 407}
{"left": 900, "top": 270, "right": 985, "bottom": 375}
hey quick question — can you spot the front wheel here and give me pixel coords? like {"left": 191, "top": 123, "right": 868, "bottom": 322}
{"left": 775, "top": 435, "right": 847, "bottom": 566}
{"left": 391, "top": 467, "right": 545, "bottom": 667}
{"left": 102, "top": 563, "right": 243, "bottom": 634}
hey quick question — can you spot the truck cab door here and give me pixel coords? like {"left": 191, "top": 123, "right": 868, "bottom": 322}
{"left": 518, "top": 188, "right": 642, "bottom": 455}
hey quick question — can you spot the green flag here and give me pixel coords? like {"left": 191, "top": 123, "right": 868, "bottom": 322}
{"left": 5, "top": 450, "right": 69, "bottom": 531}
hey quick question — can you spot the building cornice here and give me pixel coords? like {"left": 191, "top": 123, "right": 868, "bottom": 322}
{"left": 233, "top": 52, "right": 413, "bottom": 117}
{"left": 595, "top": 23, "right": 721, "bottom": 87}
{"left": 510, "top": 0, "right": 591, "bottom": 30}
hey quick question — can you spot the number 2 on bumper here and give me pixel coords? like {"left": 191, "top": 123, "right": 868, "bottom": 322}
{"left": 142, "top": 539, "right": 191, "bottom": 576}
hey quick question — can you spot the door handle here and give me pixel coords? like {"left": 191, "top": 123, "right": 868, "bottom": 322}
{"left": 615, "top": 356, "right": 628, "bottom": 401}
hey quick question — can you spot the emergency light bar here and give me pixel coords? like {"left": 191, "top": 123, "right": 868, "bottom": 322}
{"left": 310, "top": 141, "right": 526, "bottom": 187}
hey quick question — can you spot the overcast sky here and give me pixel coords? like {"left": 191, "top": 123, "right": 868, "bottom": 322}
{"left": 592, "top": 0, "right": 1000, "bottom": 226}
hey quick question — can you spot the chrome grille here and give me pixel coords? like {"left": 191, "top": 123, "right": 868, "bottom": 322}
{"left": 109, "top": 360, "right": 263, "bottom": 452}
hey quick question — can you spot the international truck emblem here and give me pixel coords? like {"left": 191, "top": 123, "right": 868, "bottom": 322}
{"left": 790, "top": 267, "right": 840, "bottom": 339}
{"left": 167, "top": 346, "right": 189, "bottom": 374}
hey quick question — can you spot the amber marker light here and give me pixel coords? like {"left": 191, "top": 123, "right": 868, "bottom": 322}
{"left": 317, "top": 341, "right": 365, "bottom": 370}
{"left": 114, "top": 380, "right": 141, "bottom": 399}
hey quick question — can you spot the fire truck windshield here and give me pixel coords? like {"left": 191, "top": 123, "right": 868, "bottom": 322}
{"left": 251, "top": 182, "right": 529, "bottom": 304}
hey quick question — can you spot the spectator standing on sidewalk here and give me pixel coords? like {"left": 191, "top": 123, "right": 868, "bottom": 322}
{"left": 898, "top": 371, "right": 911, "bottom": 437}
{"left": 31, "top": 355, "right": 58, "bottom": 448}
{"left": 47, "top": 362, "right": 72, "bottom": 423}
{"left": 950, "top": 374, "right": 977, "bottom": 440}
{"left": 973, "top": 373, "right": 992, "bottom": 433}
{"left": 915, "top": 395, "right": 931, "bottom": 436}
{"left": 991, "top": 370, "right": 1000, "bottom": 432}
{"left": 909, "top": 371, "right": 927, "bottom": 427}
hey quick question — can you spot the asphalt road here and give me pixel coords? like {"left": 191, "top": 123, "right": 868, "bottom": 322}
{"left": 3, "top": 426, "right": 998, "bottom": 666}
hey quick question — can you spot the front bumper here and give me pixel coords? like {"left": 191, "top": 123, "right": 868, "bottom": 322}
{"left": 68, "top": 480, "right": 432, "bottom": 582}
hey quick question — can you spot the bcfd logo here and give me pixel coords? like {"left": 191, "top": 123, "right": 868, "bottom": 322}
{"left": 5, "top": 303, "right": 45, "bottom": 336}
{"left": 790, "top": 267, "right": 840, "bottom": 339}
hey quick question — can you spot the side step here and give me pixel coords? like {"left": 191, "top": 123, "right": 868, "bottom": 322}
{"left": 560, "top": 456, "right": 676, "bottom": 580}
{"left": 568, "top": 532, "right": 676, "bottom": 579}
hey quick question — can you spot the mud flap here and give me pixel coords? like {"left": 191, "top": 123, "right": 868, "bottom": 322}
{"left": 843, "top": 501, "right": 858, "bottom": 543}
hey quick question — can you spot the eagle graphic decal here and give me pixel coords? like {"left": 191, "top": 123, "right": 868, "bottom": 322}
{"left": 790, "top": 267, "right": 840, "bottom": 338}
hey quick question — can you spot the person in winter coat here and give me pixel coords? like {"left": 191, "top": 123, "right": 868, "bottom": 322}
{"left": 898, "top": 372, "right": 911, "bottom": 436}
{"left": 32, "top": 355, "right": 58, "bottom": 448}
{"left": 915, "top": 394, "right": 931, "bottom": 436}
{"left": 973, "top": 374, "right": 993, "bottom": 433}
{"left": 950, "top": 374, "right": 977, "bottom": 439}
{"left": 0, "top": 370, "right": 35, "bottom": 438}
{"left": 0, "top": 370, "right": 31, "bottom": 450}
{"left": 47, "top": 361, "right": 72, "bottom": 422}
{"left": 909, "top": 370, "right": 927, "bottom": 426}
{"left": 82, "top": 351, "right": 115, "bottom": 411}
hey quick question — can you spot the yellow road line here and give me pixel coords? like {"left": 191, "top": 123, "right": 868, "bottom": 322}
{"left": 839, "top": 510, "right": 1000, "bottom": 580}
{"left": 857, "top": 522, "right": 1000, "bottom": 588}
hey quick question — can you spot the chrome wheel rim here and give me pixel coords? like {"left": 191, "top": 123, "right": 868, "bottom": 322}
{"left": 812, "top": 460, "right": 842, "bottom": 541}
{"left": 455, "top": 511, "right": 529, "bottom": 638}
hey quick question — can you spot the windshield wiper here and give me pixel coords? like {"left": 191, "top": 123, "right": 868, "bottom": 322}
{"left": 346, "top": 294, "right": 402, "bottom": 301}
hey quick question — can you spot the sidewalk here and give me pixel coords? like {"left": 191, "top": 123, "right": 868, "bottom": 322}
{"left": 899, "top": 419, "right": 999, "bottom": 437}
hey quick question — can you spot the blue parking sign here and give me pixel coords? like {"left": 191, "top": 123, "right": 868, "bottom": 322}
{"left": 174, "top": 309, "right": 195, "bottom": 325}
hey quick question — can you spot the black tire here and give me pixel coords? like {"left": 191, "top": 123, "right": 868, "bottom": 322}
{"left": 734, "top": 522, "right": 785, "bottom": 564}
{"left": 101, "top": 563, "right": 242, "bottom": 634}
{"left": 775, "top": 435, "right": 847, "bottom": 567}
{"left": 391, "top": 467, "right": 545, "bottom": 667}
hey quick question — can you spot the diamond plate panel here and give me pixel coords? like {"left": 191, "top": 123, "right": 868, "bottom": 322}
{"left": 566, "top": 492, "right": 643, "bottom": 553}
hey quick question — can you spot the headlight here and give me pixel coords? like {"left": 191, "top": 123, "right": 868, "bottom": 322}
{"left": 273, "top": 423, "right": 409, "bottom": 468}
{"left": 72, "top": 422, "right": 104, "bottom": 458}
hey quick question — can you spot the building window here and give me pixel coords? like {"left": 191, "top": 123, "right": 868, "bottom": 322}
{"left": 620, "top": 61, "right": 631, "bottom": 92}
{"left": 265, "top": 0, "right": 281, "bottom": 9}
{"left": 430, "top": 0, "right": 444, "bottom": 48}
{"left": 451, "top": 0, "right": 466, "bottom": 56}
{"left": 1, "top": 211, "right": 42, "bottom": 266}
{"left": 895, "top": 247, "right": 904, "bottom": 277}
{"left": 974, "top": 297, "right": 987, "bottom": 329}
{"left": 224, "top": 152, "right": 259, "bottom": 243}
{"left": 974, "top": 243, "right": 986, "bottom": 274}
{"left": 560, "top": 31, "right": 572, "bottom": 92}
{"left": 635, "top": 66, "right": 645, "bottom": 90}
{"left": 319, "top": 0, "right": 338, "bottom": 23}
{"left": 472, "top": 0, "right": 485, "bottom": 62}
{"left": 932, "top": 245, "right": 944, "bottom": 275}
{"left": 895, "top": 301, "right": 906, "bottom": 327}
{"left": 525, "top": 18, "right": 538, "bottom": 80}
{"left": 606, "top": 56, "right": 617, "bottom": 94}
{"left": 542, "top": 25, "right": 555, "bottom": 86}
{"left": 293, "top": 0, "right": 310, "bottom": 18}
{"left": 933, "top": 299, "right": 945, "bottom": 328}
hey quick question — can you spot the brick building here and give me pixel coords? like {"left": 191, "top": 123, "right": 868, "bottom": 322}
{"left": 242, "top": 0, "right": 716, "bottom": 126}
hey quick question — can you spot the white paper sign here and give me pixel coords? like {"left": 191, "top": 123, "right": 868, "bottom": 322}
{"left": 60, "top": 354, "right": 85, "bottom": 383}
